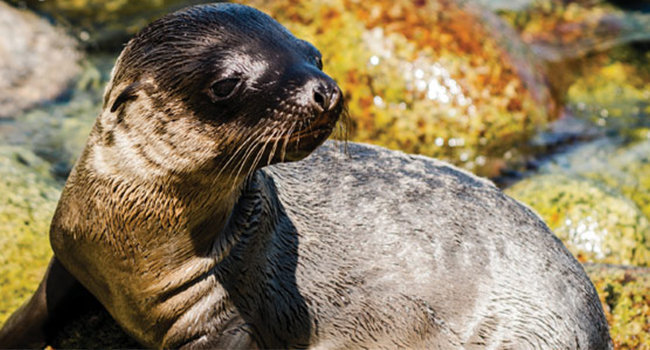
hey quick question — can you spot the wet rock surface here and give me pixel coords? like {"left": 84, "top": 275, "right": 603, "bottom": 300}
{"left": 506, "top": 171, "right": 650, "bottom": 266}
{"left": 0, "top": 2, "right": 80, "bottom": 118}
{"left": 239, "top": 0, "right": 556, "bottom": 178}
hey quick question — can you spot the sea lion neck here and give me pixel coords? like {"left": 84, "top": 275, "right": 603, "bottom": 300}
{"left": 50, "top": 153, "right": 278, "bottom": 347}
{"left": 67, "top": 147, "right": 252, "bottom": 259}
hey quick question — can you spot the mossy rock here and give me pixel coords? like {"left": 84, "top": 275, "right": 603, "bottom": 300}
{"left": 498, "top": 0, "right": 650, "bottom": 132}
{"left": 225, "top": 0, "right": 555, "bottom": 177}
{"left": 585, "top": 264, "right": 650, "bottom": 350}
{"left": 0, "top": 147, "right": 61, "bottom": 325}
{"left": 41, "top": 263, "right": 650, "bottom": 349}
{"left": 9, "top": 0, "right": 557, "bottom": 177}
{"left": 566, "top": 56, "right": 650, "bottom": 135}
{"left": 499, "top": 0, "right": 650, "bottom": 61}
{"left": 506, "top": 172, "right": 650, "bottom": 266}
{"left": 545, "top": 139, "right": 650, "bottom": 232}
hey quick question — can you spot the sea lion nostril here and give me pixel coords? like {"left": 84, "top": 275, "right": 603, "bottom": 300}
{"left": 313, "top": 89, "right": 327, "bottom": 112}
{"left": 312, "top": 84, "right": 329, "bottom": 112}
{"left": 312, "top": 83, "right": 340, "bottom": 112}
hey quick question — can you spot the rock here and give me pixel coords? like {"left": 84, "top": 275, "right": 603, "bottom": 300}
{"left": 4, "top": 55, "right": 113, "bottom": 180}
{"left": 545, "top": 138, "right": 650, "bottom": 228}
{"left": 585, "top": 263, "right": 650, "bottom": 349}
{"left": 7, "top": 0, "right": 209, "bottom": 50}
{"left": 499, "top": 0, "right": 650, "bottom": 62}
{"left": 473, "top": 0, "right": 535, "bottom": 12}
{"left": 566, "top": 59, "right": 650, "bottom": 135}
{"left": 232, "top": 0, "right": 556, "bottom": 177}
{"left": 48, "top": 304, "right": 138, "bottom": 349}
{"left": 6, "top": 0, "right": 556, "bottom": 177}
{"left": 505, "top": 172, "right": 650, "bottom": 266}
{"left": 0, "top": 2, "right": 80, "bottom": 118}
{"left": 498, "top": 0, "right": 650, "bottom": 130}
{"left": 41, "top": 262, "right": 650, "bottom": 349}
{"left": 0, "top": 146, "right": 61, "bottom": 325}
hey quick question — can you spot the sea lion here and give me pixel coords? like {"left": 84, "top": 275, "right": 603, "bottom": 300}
{"left": 0, "top": 3, "right": 611, "bottom": 349}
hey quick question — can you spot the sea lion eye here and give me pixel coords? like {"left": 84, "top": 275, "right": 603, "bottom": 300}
{"left": 209, "top": 78, "right": 241, "bottom": 100}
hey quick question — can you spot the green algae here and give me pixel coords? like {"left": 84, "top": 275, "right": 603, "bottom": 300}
{"left": 567, "top": 58, "right": 650, "bottom": 134}
{"left": 0, "top": 147, "right": 61, "bottom": 325}
{"left": 543, "top": 139, "right": 650, "bottom": 233}
{"left": 585, "top": 264, "right": 650, "bottom": 349}
{"left": 506, "top": 173, "right": 650, "bottom": 266}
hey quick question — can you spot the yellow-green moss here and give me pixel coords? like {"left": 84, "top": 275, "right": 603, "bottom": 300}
{"left": 238, "top": 0, "right": 554, "bottom": 177}
{"left": 543, "top": 139, "right": 650, "bottom": 234}
{"left": 586, "top": 264, "right": 650, "bottom": 350}
{"left": 0, "top": 147, "right": 61, "bottom": 325}
{"left": 506, "top": 173, "right": 650, "bottom": 266}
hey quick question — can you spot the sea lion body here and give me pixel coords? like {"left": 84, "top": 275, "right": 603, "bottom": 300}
{"left": 213, "top": 141, "right": 609, "bottom": 349}
{"left": 0, "top": 3, "right": 610, "bottom": 349}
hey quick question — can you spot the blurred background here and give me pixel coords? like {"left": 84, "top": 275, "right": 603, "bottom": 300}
{"left": 0, "top": 0, "right": 648, "bottom": 348}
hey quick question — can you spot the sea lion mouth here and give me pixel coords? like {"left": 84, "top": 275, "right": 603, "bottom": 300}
{"left": 245, "top": 103, "right": 343, "bottom": 166}
{"left": 282, "top": 101, "right": 344, "bottom": 155}
{"left": 289, "top": 111, "right": 339, "bottom": 142}
{"left": 217, "top": 102, "right": 345, "bottom": 180}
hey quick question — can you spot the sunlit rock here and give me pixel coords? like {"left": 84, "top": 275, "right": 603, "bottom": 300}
{"left": 585, "top": 263, "right": 650, "bottom": 349}
{"left": 239, "top": 0, "right": 556, "bottom": 177}
{"left": 506, "top": 172, "right": 650, "bottom": 266}
{"left": 499, "top": 0, "right": 650, "bottom": 132}
{"left": 545, "top": 138, "right": 650, "bottom": 225}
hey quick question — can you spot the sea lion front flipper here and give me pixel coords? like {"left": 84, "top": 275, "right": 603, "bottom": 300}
{"left": 0, "top": 256, "right": 92, "bottom": 348}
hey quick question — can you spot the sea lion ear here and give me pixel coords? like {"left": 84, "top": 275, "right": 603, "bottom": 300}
{"left": 110, "top": 81, "right": 147, "bottom": 113}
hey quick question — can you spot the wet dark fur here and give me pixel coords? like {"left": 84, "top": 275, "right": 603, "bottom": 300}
{"left": 0, "top": 3, "right": 611, "bottom": 349}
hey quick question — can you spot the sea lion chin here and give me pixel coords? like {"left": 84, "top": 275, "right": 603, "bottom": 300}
{"left": 0, "top": 3, "right": 611, "bottom": 349}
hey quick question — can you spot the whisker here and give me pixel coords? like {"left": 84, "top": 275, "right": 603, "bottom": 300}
{"left": 296, "top": 120, "right": 303, "bottom": 152}
{"left": 250, "top": 125, "right": 276, "bottom": 173}
{"left": 280, "top": 121, "right": 297, "bottom": 163}
{"left": 267, "top": 126, "right": 284, "bottom": 166}
{"left": 337, "top": 103, "right": 351, "bottom": 157}
{"left": 215, "top": 126, "right": 266, "bottom": 180}
{"left": 230, "top": 127, "right": 269, "bottom": 190}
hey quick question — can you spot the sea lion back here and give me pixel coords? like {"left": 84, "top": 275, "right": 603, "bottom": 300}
{"left": 265, "top": 141, "right": 611, "bottom": 349}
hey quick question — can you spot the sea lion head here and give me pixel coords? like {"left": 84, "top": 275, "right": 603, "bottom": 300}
{"left": 93, "top": 3, "right": 343, "bottom": 184}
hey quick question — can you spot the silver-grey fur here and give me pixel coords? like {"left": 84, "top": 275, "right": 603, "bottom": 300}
{"left": 205, "top": 140, "right": 612, "bottom": 349}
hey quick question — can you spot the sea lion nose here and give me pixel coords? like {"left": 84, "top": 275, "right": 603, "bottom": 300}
{"left": 312, "top": 82, "right": 341, "bottom": 112}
